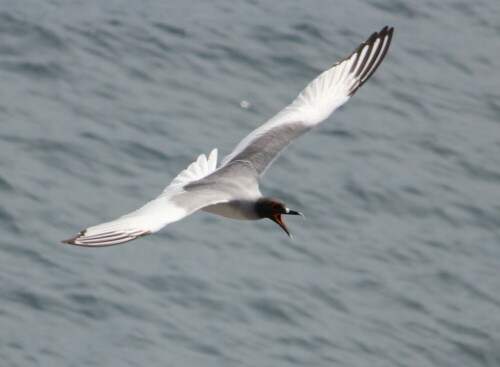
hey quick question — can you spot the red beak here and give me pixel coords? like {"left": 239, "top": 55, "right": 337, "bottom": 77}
{"left": 271, "top": 213, "right": 292, "bottom": 238}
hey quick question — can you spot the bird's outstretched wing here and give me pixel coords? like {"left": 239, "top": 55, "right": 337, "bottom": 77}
{"left": 62, "top": 149, "right": 228, "bottom": 247}
{"left": 220, "top": 26, "right": 393, "bottom": 177}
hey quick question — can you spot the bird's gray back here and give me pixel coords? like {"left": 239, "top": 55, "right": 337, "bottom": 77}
{"left": 183, "top": 161, "right": 262, "bottom": 201}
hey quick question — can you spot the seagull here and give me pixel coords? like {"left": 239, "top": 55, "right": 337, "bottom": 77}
{"left": 63, "top": 26, "right": 394, "bottom": 247}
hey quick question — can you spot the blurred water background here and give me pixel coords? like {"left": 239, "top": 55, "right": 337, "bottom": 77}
{"left": 1, "top": 1, "right": 500, "bottom": 366}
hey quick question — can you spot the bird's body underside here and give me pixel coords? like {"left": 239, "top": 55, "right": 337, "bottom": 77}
{"left": 63, "top": 26, "right": 394, "bottom": 247}
{"left": 202, "top": 201, "right": 261, "bottom": 221}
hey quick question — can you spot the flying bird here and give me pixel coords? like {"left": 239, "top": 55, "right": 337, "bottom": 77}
{"left": 63, "top": 26, "right": 394, "bottom": 247}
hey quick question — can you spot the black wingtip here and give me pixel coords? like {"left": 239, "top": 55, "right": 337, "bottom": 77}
{"left": 61, "top": 229, "right": 152, "bottom": 247}
{"left": 61, "top": 230, "right": 86, "bottom": 245}
{"left": 347, "top": 26, "right": 394, "bottom": 96}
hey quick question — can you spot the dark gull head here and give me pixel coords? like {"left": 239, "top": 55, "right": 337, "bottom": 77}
{"left": 255, "top": 197, "right": 303, "bottom": 238}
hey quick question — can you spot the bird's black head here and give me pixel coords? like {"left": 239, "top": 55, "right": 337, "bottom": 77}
{"left": 255, "top": 197, "right": 303, "bottom": 238}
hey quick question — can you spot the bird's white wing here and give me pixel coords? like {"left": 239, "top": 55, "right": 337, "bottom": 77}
{"left": 220, "top": 26, "right": 393, "bottom": 176}
{"left": 62, "top": 149, "right": 226, "bottom": 247}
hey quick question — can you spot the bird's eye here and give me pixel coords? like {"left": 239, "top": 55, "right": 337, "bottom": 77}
{"left": 271, "top": 203, "right": 280, "bottom": 211}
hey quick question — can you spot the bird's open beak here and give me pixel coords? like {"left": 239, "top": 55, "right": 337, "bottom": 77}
{"left": 271, "top": 210, "right": 303, "bottom": 238}
{"left": 272, "top": 213, "right": 291, "bottom": 237}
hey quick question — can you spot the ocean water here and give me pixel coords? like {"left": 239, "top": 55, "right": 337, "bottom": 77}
{"left": 1, "top": 1, "right": 500, "bottom": 366}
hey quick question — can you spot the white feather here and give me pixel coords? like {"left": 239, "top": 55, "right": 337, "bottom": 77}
{"left": 64, "top": 149, "right": 221, "bottom": 246}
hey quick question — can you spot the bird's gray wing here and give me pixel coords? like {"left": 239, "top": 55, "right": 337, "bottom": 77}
{"left": 62, "top": 149, "right": 232, "bottom": 247}
{"left": 220, "top": 26, "right": 393, "bottom": 177}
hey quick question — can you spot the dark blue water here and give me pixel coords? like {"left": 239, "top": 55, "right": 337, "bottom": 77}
{"left": 1, "top": 1, "right": 500, "bottom": 366}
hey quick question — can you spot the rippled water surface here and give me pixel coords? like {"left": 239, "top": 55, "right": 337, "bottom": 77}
{"left": 1, "top": 1, "right": 500, "bottom": 366}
